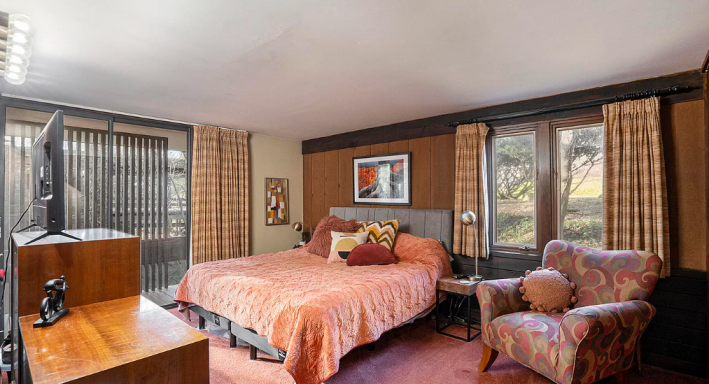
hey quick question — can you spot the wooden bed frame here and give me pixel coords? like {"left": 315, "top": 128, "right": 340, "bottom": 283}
{"left": 188, "top": 207, "right": 454, "bottom": 361}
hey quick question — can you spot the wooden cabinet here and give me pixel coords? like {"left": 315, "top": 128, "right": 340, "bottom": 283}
{"left": 20, "top": 296, "right": 209, "bottom": 384}
{"left": 13, "top": 229, "right": 141, "bottom": 317}
{"left": 12, "top": 229, "right": 208, "bottom": 383}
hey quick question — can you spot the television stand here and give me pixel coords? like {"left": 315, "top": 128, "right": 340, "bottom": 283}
{"left": 16, "top": 224, "right": 82, "bottom": 245}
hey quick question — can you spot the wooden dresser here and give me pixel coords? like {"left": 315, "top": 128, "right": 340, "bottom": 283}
{"left": 12, "top": 229, "right": 209, "bottom": 383}
{"left": 13, "top": 229, "right": 141, "bottom": 317}
{"left": 20, "top": 296, "right": 208, "bottom": 384}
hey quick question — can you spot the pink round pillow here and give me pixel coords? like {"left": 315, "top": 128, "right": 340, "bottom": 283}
{"left": 346, "top": 244, "right": 396, "bottom": 266}
{"left": 519, "top": 267, "right": 577, "bottom": 313}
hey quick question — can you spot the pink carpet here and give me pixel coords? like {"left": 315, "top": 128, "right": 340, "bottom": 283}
{"left": 169, "top": 308, "right": 707, "bottom": 384}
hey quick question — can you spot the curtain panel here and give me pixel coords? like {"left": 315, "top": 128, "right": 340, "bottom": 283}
{"left": 192, "top": 125, "right": 250, "bottom": 264}
{"left": 453, "top": 123, "right": 489, "bottom": 258}
{"left": 602, "top": 97, "right": 670, "bottom": 277}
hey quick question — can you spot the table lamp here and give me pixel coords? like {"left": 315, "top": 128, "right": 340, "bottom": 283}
{"left": 292, "top": 222, "right": 312, "bottom": 245}
{"left": 460, "top": 211, "right": 483, "bottom": 282}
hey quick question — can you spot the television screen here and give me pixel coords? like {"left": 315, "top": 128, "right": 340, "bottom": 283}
{"left": 31, "top": 110, "right": 66, "bottom": 232}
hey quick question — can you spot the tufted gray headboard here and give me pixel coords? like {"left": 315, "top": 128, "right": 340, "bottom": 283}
{"left": 329, "top": 207, "right": 454, "bottom": 255}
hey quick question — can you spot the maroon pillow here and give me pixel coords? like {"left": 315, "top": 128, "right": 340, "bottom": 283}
{"left": 307, "top": 215, "right": 360, "bottom": 257}
{"left": 346, "top": 244, "right": 396, "bottom": 266}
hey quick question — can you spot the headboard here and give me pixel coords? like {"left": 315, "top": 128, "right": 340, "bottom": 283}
{"left": 329, "top": 207, "right": 454, "bottom": 255}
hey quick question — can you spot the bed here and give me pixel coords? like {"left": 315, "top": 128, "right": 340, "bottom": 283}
{"left": 174, "top": 207, "right": 454, "bottom": 384}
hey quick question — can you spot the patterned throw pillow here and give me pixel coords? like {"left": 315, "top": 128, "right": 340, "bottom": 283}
{"left": 357, "top": 220, "right": 400, "bottom": 251}
{"left": 519, "top": 267, "right": 578, "bottom": 313}
{"left": 328, "top": 231, "right": 368, "bottom": 264}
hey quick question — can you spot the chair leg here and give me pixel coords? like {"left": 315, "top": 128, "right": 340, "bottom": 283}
{"left": 636, "top": 346, "right": 642, "bottom": 375}
{"left": 479, "top": 344, "right": 499, "bottom": 372}
{"left": 615, "top": 369, "right": 628, "bottom": 384}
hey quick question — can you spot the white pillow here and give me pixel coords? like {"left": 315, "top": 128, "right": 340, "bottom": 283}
{"left": 327, "top": 231, "right": 368, "bottom": 264}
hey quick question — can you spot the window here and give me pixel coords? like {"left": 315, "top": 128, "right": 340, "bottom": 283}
{"left": 555, "top": 124, "right": 604, "bottom": 248}
{"left": 493, "top": 133, "right": 536, "bottom": 247}
{"left": 488, "top": 117, "right": 603, "bottom": 255}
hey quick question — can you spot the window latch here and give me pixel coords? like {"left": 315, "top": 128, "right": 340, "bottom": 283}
{"left": 518, "top": 245, "right": 531, "bottom": 251}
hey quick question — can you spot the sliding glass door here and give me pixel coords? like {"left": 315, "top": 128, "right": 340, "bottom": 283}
{"left": 113, "top": 122, "right": 188, "bottom": 291}
{"left": 0, "top": 99, "right": 191, "bottom": 301}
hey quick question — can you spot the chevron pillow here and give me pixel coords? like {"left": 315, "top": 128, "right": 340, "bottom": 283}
{"left": 357, "top": 220, "right": 400, "bottom": 251}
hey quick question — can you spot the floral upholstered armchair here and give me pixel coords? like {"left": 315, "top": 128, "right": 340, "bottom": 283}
{"left": 475, "top": 240, "right": 662, "bottom": 384}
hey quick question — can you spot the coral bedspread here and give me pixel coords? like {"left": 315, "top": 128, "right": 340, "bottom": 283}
{"left": 174, "top": 233, "right": 452, "bottom": 384}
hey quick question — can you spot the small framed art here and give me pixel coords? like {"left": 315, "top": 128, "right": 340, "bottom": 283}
{"left": 353, "top": 152, "right": 411, "bottom": 205}
{"left": 265, "top": 178, "right": 289, "bottom": 225}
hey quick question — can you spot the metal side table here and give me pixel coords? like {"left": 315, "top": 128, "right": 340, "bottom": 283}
{"left": 435, "top": 277, "right": 482, "bottom": 342}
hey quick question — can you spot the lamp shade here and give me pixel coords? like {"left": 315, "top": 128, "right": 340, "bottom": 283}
{"left": 460, "top": 211, "right": 476, "bottom": 226}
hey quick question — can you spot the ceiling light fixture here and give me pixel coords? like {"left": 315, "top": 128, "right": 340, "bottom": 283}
{"left": 1, "top": 12, "right": 36, "bottom": 85}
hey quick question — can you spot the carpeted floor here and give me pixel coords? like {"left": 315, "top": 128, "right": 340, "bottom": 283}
{"left": 168, "top": 308, "right": 707, "bottom": 384}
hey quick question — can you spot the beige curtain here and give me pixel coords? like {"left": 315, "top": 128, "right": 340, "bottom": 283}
{"left": 602, "top": 97, "right": 670, "bottom": 277}
{"left": 453, "top": 123, "right": 489, "bottom": 257}
{"left": 192, "top": 126, "right": 249, "bottom": 264}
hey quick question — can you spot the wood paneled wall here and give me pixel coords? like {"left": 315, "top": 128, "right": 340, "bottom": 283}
{"left": 661, "top": 100, "right": 706, "bottom": 271}
{"left": 302, "top": 135, "right": 456, "bottom": 228}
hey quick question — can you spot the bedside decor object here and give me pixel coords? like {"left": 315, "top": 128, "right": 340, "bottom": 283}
{"left": 34, "top": 275, "right": 69, "bottom": 328}
{"left": 327, "top": 231, "right": 368, "bottom": 263}
{"left": 459, "top": 211, "right": 482, "bottom": 281}
{"left": 307, "top": 215, "right": 360, "bottom": 257}
{"left": 357, "top": 220, "right": 400, "bottom": 251}
{"left": 292, "top": 221, "right": 313, "bottom": 245}
{"left": 519, "top": 267, "right": 577, "bottom": 313}
{"left": 353, "top": 152, "right": 411, "bottom": 205}
{"left": 265, "top": 177, "right": 289, "bottom": 225}
{"left": 346, "top": 243, "right": 396, "bottom": 266}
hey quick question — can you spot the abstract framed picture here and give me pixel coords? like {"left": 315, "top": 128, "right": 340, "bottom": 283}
{"left": 265, "top": 178, "right": 289, "bottom": 225}
{"left": 353, "top": 152, "right": 411, "bottom": 205}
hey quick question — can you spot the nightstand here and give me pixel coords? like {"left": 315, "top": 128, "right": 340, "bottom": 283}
{"left": 435, "top": 276, "right": 482, "bottom": 342}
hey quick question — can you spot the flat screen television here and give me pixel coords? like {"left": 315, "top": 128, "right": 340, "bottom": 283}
{"left": 31, "top": 110, "right": 66, "bottom": 232}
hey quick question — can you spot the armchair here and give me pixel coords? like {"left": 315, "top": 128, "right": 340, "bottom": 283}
{"left": 476, "top": 240, "right": 662, "bottom": 384}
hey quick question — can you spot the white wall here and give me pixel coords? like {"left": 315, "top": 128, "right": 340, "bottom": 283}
{"left": 249, "top": 133, "right": 303, "bottom": 255}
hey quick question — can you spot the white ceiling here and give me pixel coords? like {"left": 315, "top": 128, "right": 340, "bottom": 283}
{"left": 1, "top": 1, "right": 708, "bottom": 140}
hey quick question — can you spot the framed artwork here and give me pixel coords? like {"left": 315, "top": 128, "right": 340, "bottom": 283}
{"left": 353, "top": 152, "right": 411, "bottom": 205}
{"left": 265, "top": 178, "right": 289, "bottom": 225}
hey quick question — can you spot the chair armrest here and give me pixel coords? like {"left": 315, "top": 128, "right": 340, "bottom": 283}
{"left": 555, "top": 300, "right": 656, "bottom": 384}
{"left": 476, "top": 278, "right": 530, "bottom": 345}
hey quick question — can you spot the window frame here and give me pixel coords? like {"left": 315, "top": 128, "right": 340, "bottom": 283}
{"left": 487, "top": 115, "right": 604, "bottom": 258}
{"left": 487, "top": 123, "right": 547, "bottom": 255}
{"left": 491, "top": 131, "right": 538, "bottom": 248}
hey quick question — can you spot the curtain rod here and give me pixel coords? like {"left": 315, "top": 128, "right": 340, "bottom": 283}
{"left": 446, "top": 85, "right": 694, "bottom": 127}
{"left": 0, "top": 93, "right": 248, "bottom": 132}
